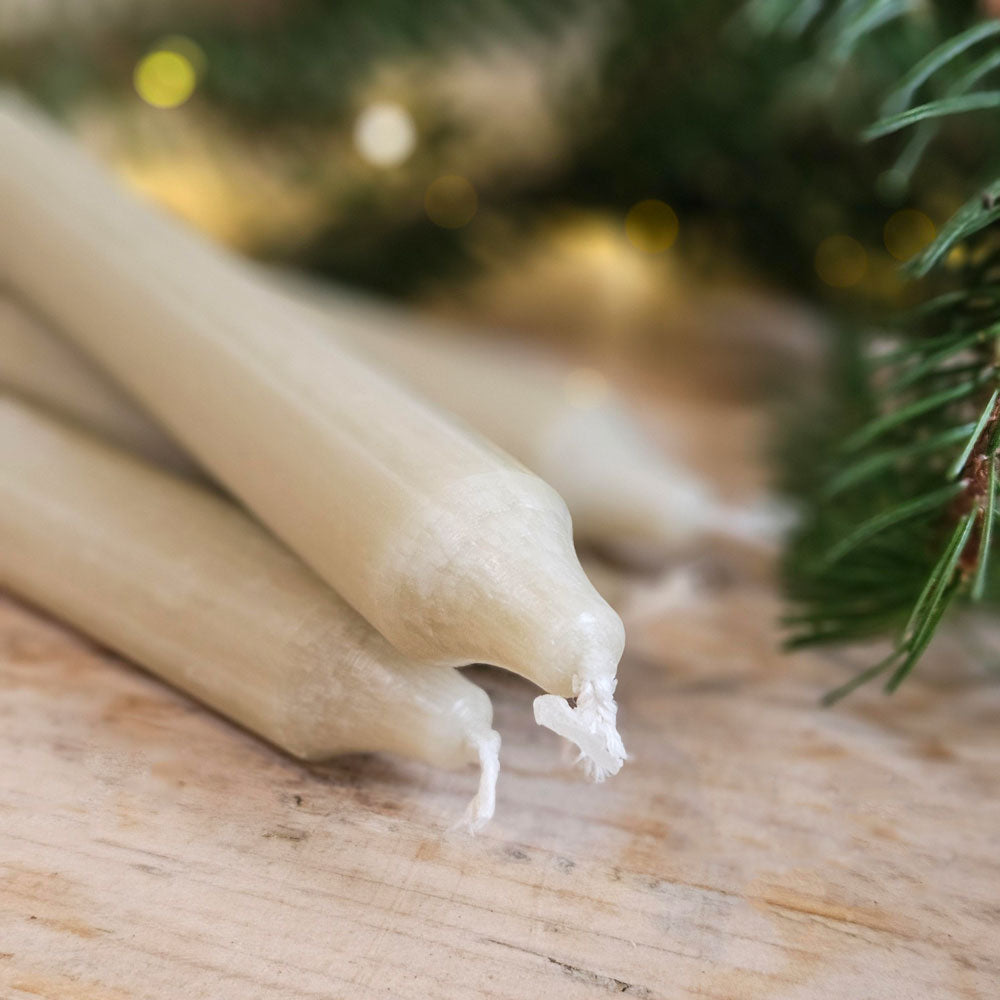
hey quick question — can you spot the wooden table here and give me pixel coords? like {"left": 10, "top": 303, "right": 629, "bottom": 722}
{"left": 2, "top": 384, "right": 999, "bottom": 999}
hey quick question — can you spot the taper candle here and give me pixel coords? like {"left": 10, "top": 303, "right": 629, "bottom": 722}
{"left": 279, "top": 274, "right": 784, "bottom": 557}
{"left": 0, "top": 294, "right": 199, "bottom": 478}
{"left": 0, "top": 294, "right": 627, "bottom": 620}
{"left": 3, "top": 284, "right": 781, "bottom": 561}
{"left": 0, "top": 395, "right": 500, "bottom": 830}
{"left": 0, "top": 94, "right": 625, "bottom": 777}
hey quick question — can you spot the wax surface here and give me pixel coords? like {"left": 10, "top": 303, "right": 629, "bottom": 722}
{"left": 0, "top": 96, "right": 626, "bottom": 764}
{"left": 0, "top": 295, "right": 199, "bottom": 477}
{"left": 3, "top": 283, "right": 777, "bottom": 562}
{"left": 280, "top": 274, "right": 732, "bottom": 550}
{"left": 0, "top": 396, "right": 497, "bottom": 780}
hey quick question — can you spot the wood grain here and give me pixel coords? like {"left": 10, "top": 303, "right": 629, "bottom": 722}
{"left": 2, "top": 380, "right": 999, "bottom": 999}
{"left": 2, "top": 571, "right": 999, "bottom": 999}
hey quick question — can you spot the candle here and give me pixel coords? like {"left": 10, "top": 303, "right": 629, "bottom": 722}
{"left": 0, "top": 295, "right": 627, "bottom": 620}
{"left": 0, "top": 94, "right": 625, "bottom": 778}
{"left": 0, "top": 295, "right": 200, "bottom": 478}
{"left": 3, "top": 284, "right": 782, "bottom": 564}
{"left": 0, "top": 395, "right": 501, "bottom": 830}
{"left": 279, "top": 274, "right": 784, "bottom": 559}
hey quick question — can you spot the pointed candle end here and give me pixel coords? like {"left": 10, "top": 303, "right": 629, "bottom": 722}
{"left": 454, "top": 729, "right": 501, "bottom": 834}
{"left": 533, "top": 675, "right": 626, "bottom": 782}
{"left": 710, "top": 496, "right": 796, "bottom": 551}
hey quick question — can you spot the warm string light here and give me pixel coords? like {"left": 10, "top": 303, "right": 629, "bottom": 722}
{"left": 815, "top": 234, "right": 867, "bottom": 288}
{"left": 134, "top": 37, "right": 205, "bottom": 109}
{"left": 351, "top": 101, "right": 479, "bottom": 229}
{"left": 353, "top": 102, "right": 417, "bottom": 167}
{"left": 815, "top": 208, "right": 936, "bottom": 290}
{"left": 624, "top": 199, "right": 678, "bottom": 253}
{"left": 425, "top": 174, "right": 477, "bottom": 228}
{"left": 883, "top": 209, "right": 935, "bottom": 261}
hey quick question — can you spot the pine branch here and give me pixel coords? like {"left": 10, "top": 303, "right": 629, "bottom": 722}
{"left": 778, "top": 4, "right": 1000, "bottom": 698}
{"left": 786, "top": 256, "right": 1000, "bottom": 691}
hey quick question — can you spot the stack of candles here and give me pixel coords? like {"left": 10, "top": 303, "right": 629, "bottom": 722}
{"left": 0, "top": 93, "right": 776, "bottom": 829}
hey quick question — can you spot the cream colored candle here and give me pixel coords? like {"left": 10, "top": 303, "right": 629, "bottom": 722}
{"left": 0, "top": 295, "right": 632, "bottom": 620}
{"left": 0, "top": 94, "right": 625, "bottom": 777}
{"left": 0, "top": 294, "right": 200, "bottom": 478}
{"left": 278, "top": 274, "right": 783, "bottom": 557}
{"left": 3, "top": 284, "right": 780, "bottom": 561}
{"left": 0, "top": 395, "right": 500, "bottom": 829}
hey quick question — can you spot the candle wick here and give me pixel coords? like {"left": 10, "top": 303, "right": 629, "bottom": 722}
{"left": 532, "top": 676, "right": 627, "bottom": 782}
{"left": 455, "top": 729, "right": 501, "bottom": 834}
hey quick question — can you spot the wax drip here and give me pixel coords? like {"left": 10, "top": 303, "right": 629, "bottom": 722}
{"left": 457, "top": 729, "right": 501, "bottom": 834}
{"left": 533, "top": 675, "right": 626, "bottom": 781}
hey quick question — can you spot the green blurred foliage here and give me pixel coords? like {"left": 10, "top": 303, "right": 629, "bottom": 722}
{"left": 2, "top": 0, "right": 995, "bottom": 301}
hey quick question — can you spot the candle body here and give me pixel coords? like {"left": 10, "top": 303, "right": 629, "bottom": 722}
{"left": 3, "top": 281, "right": 767, "bottom": 560}
{"left": 0, "top": 396, "right": 499, "bottom": 786}
{"left": 0, "top": 296, "right": 632, "bottom": 620}
{"left": 282, "top": 278, "right": 733, "bottom": 553}
{"left": 3, "top": 285, "right": 778, "bottom": 561}
{"left": 0, "top": 296, "right": 199, "bottom": 478}
{"left": 0, "top": 95, "right": 625, "bottom": 776}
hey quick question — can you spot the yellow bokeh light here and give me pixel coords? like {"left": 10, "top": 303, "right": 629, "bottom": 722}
{"left": 883, "top": 209, "right": 936, "bottom": 261}
{"left": 815, "top": 235, "right": 867, "bottom": 288}
{"left": 157, "top": 35, "right": 207, "bottom": 76}
{"left": 624, "top": 199, "right": 678, "bottom": 253}
{"left": 134, "top": 49, "right": 197, "bottom": 109}
{"left": 564, "top": 367, "right": 610, "bottom": 409}
{"left": 946, "top": 245, "right": 968, "bottom": 270}
{"left": 425, "top": 175, "right": 477, "bottom": 229}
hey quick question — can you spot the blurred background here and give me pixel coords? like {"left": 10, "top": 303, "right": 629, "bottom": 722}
{"left": 2, "top": 0, "right": 997, "bottom": 476}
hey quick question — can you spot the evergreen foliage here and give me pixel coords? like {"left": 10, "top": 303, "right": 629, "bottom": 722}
{"left": 779, "top": 2, "right": 1000, "bottom": 696}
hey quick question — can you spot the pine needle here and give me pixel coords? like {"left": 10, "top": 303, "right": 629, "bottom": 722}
{"left": 863, "top": 91, "right": 1000, "bottom": 141}
{"left": 906, "top": 187, "right": 1000, "bottom": 279}
{"left": 972, "top": 458, "right": 998, "bottom": 601}
{"left": 880, "top": 20, "right": 1000, "bottom": 116}
{"left": 886, "top": 327, "right": 1000, "bottom": 393}
{"left": 842, "top": 376, "right": 987, "bottom": 452}
{"left": 886, "top": 513, "right": 975, "bottom": 691}
{"left": 823, "top": 423, "right": 974, "bottom": 498}
{"left": 816, "top": 481, "right": 964, "bottom": 569}
{"left": 821, "top": 651, "right": 902, "bottom": 706}
{"left": 948, "top": 390, "right": 999, "bottom": 477}
{"left": 825, "top": 0, "right": 913, "bottom": 66}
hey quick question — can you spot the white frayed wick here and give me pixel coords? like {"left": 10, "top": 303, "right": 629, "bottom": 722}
{"left": 456, "top": 729, "right": 501, "bottom": 834}
{"left": 533, "top": 675, "right": 626, "bottom": 781}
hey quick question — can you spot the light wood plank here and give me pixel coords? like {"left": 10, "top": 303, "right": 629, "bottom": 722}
{"left": 2, "top": 576, "right": 998, "bottom": 999}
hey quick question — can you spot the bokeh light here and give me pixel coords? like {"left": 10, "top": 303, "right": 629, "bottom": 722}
{"left": 425, "top": 175, "right": 477, "bottom": 229}
{"left": 353, "top": 102, "right": 417, "bottom": 168}
{"left": 134, "top": 45, "right": 200, "bottom": 109}
{"left": 564, "top": 368, "right": 610, "bottom": 409}
{"left": 883, "top": 209, "right": 936, "bottom": 261}
{"left": 815, "top": 235, "right": 867, "bottom": 288}
{"left": 624, "top": 199, "right": 679, "bottom": 253}
{"left": 157, "top": 35, "right": 207, "bottom": 77}
{"left": 946, "top": 245, "right": 968, "bottom": 270}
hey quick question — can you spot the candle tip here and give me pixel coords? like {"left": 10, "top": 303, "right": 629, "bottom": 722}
{"left": 456, "top": 729, "right": 501, "bottom": 834}
{"left": 533, "top": 676, "right": 626, "bottom": 782}
{"left": 713, "top": 496, "right": 796, "bottom": 550}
